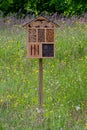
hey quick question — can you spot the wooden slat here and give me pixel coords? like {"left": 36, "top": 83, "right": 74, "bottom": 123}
{"left": 36, "top": 29, "right": 38, "bottom": 42}
{"left": 31, "top": 45, "right": 32, "bottom": 55}
{"left": 38, "top": 44, "right": 39, "bottom": 55}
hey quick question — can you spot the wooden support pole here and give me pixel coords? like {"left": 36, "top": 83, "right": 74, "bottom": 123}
{"left": 39, "top": 58, "right": 43, "bottom": 109}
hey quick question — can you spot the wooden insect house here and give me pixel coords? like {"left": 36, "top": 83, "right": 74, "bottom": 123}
{"left": 23, "top": 16, "right": 59, "bottom": 58}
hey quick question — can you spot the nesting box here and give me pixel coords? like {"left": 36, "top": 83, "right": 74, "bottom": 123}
{"left": 23, "top": 16, "right": 59, "bottom": 58}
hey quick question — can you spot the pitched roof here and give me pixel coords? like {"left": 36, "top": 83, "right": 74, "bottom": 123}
{"left": 22, "top": 15, "right": 59, "bottom": 28}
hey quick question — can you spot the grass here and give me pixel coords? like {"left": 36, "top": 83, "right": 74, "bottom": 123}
{"left": 0, "top": 18, "right": 87, "bottom": 130}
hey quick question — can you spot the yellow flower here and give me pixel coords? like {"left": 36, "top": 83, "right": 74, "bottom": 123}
{"left": 0, "top": 99, "right": 3, "bottom": 103}
{"left": 85, "top": 56, "right": 87, "bottom": 60}
{"left": 85, "top": 123, "right": 87, "bottom": 129}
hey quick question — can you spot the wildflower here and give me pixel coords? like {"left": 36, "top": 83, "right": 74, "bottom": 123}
{"left": 0, "top": 99, "right": 3, "bottom": 104}
{"left": 85, "top": 123, "right": 87, "bottom": 129}
{"left": 36, "top": 107, "right": 41, "bottom": 113}
{"left": 75, "top": 105, "right": 80, "bottom": 111}
{"left": 85, "top": 56, "right": 87, "bottom": 60}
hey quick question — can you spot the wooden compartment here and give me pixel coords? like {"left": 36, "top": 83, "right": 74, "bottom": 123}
{"left": 38, "top": 29, "right": 45, "bottom": 42}
{"left": 28, "top": 29, "right": 36, "bottom": 42}
{"left": 42, "top": 44, "right": 54, "bottom": 57}
{"left": 29, "top": 44, "right": 40, "bottom": 57}
{"left": 46, "top": 29, "right": 54, "bottom": 42}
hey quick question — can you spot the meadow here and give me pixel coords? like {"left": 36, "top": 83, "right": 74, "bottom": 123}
{"left": 0, "top": 17, "right": 87, "bottom": 130}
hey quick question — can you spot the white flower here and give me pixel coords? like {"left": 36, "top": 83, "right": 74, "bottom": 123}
{"left": 75, "top": 105, "right": 80, "bottom": 111}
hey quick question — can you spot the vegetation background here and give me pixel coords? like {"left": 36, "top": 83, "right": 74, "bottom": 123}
{"left": 0, "top": 0, "right": 87, "bottom": 130}
{"left": 0, "top": 0, "right": 87, "bottom": 17}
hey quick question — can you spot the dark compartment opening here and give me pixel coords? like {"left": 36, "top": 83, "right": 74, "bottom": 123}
{"left": 42, "top": 44, "right": 54, "bottom": 57}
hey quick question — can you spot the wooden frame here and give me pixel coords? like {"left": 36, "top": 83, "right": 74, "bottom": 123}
{"left": 23, "top": 16, "right": 59, "bottom": 58}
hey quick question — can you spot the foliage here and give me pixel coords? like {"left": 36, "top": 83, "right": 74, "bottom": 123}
{"left": 65, "top": 0, "right": 87, "bottom": 15}
{"left": 0, "top": 17, "right": 87, "bottom": 129}
{"left": 0, "top": 0, "right": 28, "bottom": 16}
{"left": 0, "top": 0, "right": 87, "bottom": 16}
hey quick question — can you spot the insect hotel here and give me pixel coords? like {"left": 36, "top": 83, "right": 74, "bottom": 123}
{"left": 23, "top": 16, "right": 59, "bottom": 58}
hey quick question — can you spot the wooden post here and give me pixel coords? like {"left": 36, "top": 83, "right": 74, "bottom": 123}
{"left": 39, "top": 58, "right": 43, "bottom": 109}
{"left": 38, "top": 58, "right": 44, "bottom": 124}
